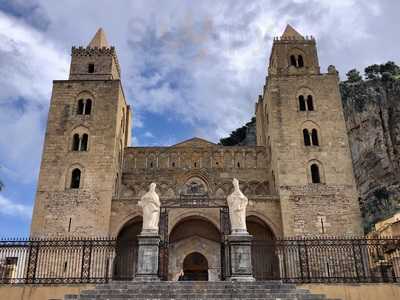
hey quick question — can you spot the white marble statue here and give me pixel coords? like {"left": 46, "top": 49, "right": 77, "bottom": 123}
{"left": 227, "top": 178, "right": 248, "bottom": 234}
{"left": 138, "top": 183, "right": 161, "bottom": 234}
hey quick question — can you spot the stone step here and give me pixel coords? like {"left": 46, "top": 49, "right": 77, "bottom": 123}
{"left": 63, "top": 281, "right": 341, "bottom": 300}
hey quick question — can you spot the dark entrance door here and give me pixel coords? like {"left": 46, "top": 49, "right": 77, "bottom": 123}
{"left": 182, "top": 252, "right": 209, "bottom": 281}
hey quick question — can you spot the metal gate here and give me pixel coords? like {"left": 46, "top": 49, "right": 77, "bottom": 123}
{"left": 157, "top": 198, "right": 230, "bottom": 281}
{"left": 251, "top": 240, "right": 280, "bottom": 280}
{"left": 113, "top": 240, "right": 138, "bottom": 280}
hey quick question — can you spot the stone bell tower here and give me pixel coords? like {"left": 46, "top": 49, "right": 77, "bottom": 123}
{"left": 256, "top": 25, "right": 363, "bottom": 236}
{"left": 30, "top": 28, "right": 132, "bottom": 237}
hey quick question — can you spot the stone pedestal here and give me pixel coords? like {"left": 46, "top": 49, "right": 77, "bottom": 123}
{"left": 134, "top": 234, "right": 160, "bottom": 281}
{"left": 228, "top": 233, "right": 255, "bottom": 281}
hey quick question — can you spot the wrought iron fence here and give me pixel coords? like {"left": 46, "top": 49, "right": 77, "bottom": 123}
{"left": 0, "top": 236, "right": 399, "bottom": 284}
{"left": 252, "top": 237, "right": 400, "bottom": 283}
{"left": 0, "top": 238, "right": 117, "bottom": 284}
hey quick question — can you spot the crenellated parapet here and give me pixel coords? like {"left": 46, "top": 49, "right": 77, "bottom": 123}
{"left": 71, "top": 46, "right": 121, "bottom": 75}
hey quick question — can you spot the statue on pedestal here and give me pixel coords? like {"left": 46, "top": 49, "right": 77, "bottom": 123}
{"left": 138, "top": 183, "right": 160, "bottom": 235}
{"left": 227, "top": 178, "right": 248, "bottom": 234}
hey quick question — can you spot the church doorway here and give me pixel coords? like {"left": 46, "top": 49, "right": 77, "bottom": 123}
{"left": 181, "top": 252, "right": 209, "bottom": 281}
{"left": 168, "top": 216, "right": 221, "bottom": 281}
{"left": 247, "top": 216, "right": 279, "bottom": 280}
{"left": 113, "top": 216, "right": 142, "bottom": 280}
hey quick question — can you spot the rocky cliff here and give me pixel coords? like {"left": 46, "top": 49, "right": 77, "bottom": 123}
{"left": 341, "top": 77, "right": 400, "bottom": 232}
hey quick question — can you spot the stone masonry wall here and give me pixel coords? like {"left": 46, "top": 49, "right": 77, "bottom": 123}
{"left": 31, "top": 80, "right": 129, "bottom": 237}
{"left": 262, "top": 65, "right": 363, "bottom": 236}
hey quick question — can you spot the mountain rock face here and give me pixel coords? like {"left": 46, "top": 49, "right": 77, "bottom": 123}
{"left": 341, "top": 79, "right": 400, "bottom": 232}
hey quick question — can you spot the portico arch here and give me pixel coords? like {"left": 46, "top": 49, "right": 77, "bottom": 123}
{"left": 168, "top": 216, "right": 221, "bottom": 281}
{"left": 246, "top": 215, "right": 279, "bottom": 280}
{"left": 113, "top": 216, "right": 142, "bottom": 280}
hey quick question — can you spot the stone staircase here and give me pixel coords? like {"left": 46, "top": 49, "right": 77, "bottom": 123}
{"left": 63, "top": 281, "right": 341, "bottom": 300}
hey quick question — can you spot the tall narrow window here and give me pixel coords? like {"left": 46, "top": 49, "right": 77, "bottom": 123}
{"left": 84, "top": 99, "right": 92, "bottom": 115}
{"left": 80, "top": 134, "right": 88, "bottom": 151}
{"left": 303, "top": 129, "right": 311, "bottom": 146}
{"left": 311, "top": 129, "right": 319, "bottom": 146}
{"left": 298, "top": 55, "right": 304, "bottom": 68}
{"left": 77, "top": 99, "right": 84, "bottom": 115}
{"left": 311, "top": 164, "right": 320, "bottom": 183}
{"left": 307, "top": 95, "right": 314, "bottom": 111}
{"left": 299, "top": 95, "right": 306, "bottom": 111}
{"left": 72, "top": 134, "right": 80, "bottom": 151}
{"left": 115, "top": 173, "right": 119, "bottom": 195}
{"left": 290, "top": 55, "right": 297, "bottom": 67}
{"left": 70, "top": 168, "right": 81, "bottom": 189}
{"left": 88, "top": 63, "right": 95, "bottom": 73}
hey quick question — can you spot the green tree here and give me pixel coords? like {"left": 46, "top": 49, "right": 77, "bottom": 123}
{"left": 364, "top": 61, "right": 400, "bottom": 81}
{"left": 364, "top": 64, "right": 381, "bottom": 80}
{"left": 380, "top": 61, "right": 400, "bottom": 76}
{"left": 346, "top": 69, "right": 362, "bottom": 82}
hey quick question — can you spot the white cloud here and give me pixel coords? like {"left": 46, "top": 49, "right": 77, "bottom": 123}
{"left": 0, "top": 194, "right": 32, "bottom": 219}
{"left": 0, "top": 10, "right": 68, "bottom": 104}
{"left": 144, "top": 131, "right": 154, "bottom": 138}
{"left": 0, "top": 11, "right": 68, "bottom": 183}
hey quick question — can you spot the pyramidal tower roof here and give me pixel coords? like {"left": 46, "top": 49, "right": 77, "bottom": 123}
{"left": 88, "top": 28, "right": 109, "bottom": 48}
{"left": 281, "top": 24, "right": 303, "bottom": 38}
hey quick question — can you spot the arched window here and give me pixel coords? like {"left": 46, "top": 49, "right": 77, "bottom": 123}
{"left": 77, "top": 99, "right": 84, "bottom": 115}
{"left": 80, "top": 134, "right": 88, "bottom": 151}
{"left": 84, "top": 99, "right": 92, "bottom": 115}
{"left": 307, "top": 95, "right": 314, "bottom": 111}
{"left": 303, "top": 129, "right": 311, "bottom": 146}
{"left": 88, "top": 63, "right": 95, "bottom": 73}
{"left": 237, "top": 162, "right": 241, "bottom": 168}
{"left": 290, "top": 55, "right": 297, "bottom": 67}
{"left": 77, "top": 99, "right": 93, "bottom": 116}
{"left": 150, "top": 162, "right": 153, "bottom": 168}
{"left": 70, "top": 168, "right": 81, "bottom": 189}
{"left": 172, "top": 162, "right": 175, "bottom": 167}
{"left": 310, "top": 164, "right": 320, "bottom": 183}
{"left": 299, "top": 95, "right": 306, "bottom": 111}
{"left": 72, "top": 134, "right": 80, "bottom": 151}
{"left": 311, "top": 129, "right": 319, "bottom": 146}
{"left": 298, "top": 55, "right": 304, "bottom": 68}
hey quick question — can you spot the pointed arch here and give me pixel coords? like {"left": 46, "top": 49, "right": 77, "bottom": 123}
{"left": 307, "top": 159, "right": 325, "bottom": 184}
{"left": 77, "top": 99, "right": 84, "bottom": 115}
{"left": 81, "top": 134, "right": 88, "bottom": 151}
{"left": 303, "top": 129, "right": 311, "bottom": 146}
{"left": 296, "top": 87, "right": 316, "bottom": 111}
{"left": 70, "top": 168, "right": 81, "bottom": 189}
{"left": 299, "top": 95, "right": 306, "bottom": 111}
{"left": 290, "top": 55, "right": 297, "bottom": 67}
{"left": 72, "top": 134, "right": 80, "bottom": 151}
{"left": 307, "top": 95, "right": 314, "bottom": 111}
{"left": 311, "top": 129, "right": 319, "bottom": 146}
{"left": 301, "top": 120, "right": 321, "bottom": 147}
{"left": 298, "top": 55, "right": 304, "bottom": 67}
{"left": 84, "top": 99, "right": 92, "bottom": 115}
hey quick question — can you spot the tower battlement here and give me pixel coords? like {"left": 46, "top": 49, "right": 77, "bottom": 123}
{"left": 71, "top": 46, "right": 121, "bottom": 76}
{"left": 273, "top": 35, "right": 316, "bottom": 42}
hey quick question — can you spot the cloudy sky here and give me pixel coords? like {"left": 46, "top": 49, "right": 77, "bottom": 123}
{"left": 0, "top": 0, "right": 398, "bottom": 236}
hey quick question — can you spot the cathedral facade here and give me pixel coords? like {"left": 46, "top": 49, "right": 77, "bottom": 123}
{"left": 30, "top": 25, "right": 363, "bottom": 280}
